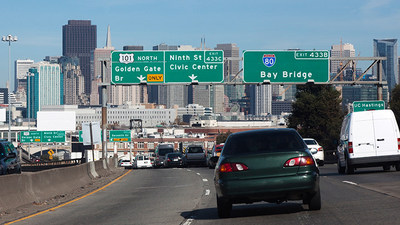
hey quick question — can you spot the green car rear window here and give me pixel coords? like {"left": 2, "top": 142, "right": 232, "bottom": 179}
{"left": 223, "top": 130, "right": 306, "bottom": 155}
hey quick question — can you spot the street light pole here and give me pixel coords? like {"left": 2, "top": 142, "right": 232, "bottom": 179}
{"left": 2, "top": 35, "right": 18, "bottom": 142}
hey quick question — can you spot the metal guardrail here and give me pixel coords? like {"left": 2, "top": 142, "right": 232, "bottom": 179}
{"left": 21, "top": 159, "right": 83, "bottom": 172}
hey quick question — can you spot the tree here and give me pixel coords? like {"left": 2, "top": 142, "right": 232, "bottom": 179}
{"left": 287, "top": 84, "right": 344, "bottom": 151}
{"left": 216, "top": 131, "right": 232, "bottom": 144}
{"left": 389, "top": 84, "right": 400, "bottom": 126}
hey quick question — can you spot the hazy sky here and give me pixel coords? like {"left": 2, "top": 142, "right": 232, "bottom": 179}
{"left": 1, "top": 0, "right": 400, "bottom": 90}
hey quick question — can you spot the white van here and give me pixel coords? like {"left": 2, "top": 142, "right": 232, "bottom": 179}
{"left": 337, "top": 109, "right": 400, "bottom": 174}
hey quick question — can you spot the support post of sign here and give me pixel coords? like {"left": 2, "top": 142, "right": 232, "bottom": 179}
{"left": 102, "top": 85, "right": 107, "bottom": 160}
{"left": 377, "top": 60, "right": 383, "bottom": 101}
{"left": 129, "top": 141, "right": 133, "bottom": 164}
{"left": 90, "top": 122, "right": 95, "bottom": 161}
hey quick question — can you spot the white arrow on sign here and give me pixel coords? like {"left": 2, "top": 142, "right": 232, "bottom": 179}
{"left": 137, "top": 75, "right": 145, "bottom": 82}
{"left": 189, "top": 74, "right": 198, "bottom": 82}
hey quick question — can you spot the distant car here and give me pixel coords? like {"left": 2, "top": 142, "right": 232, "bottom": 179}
{"left": 119, "top": 159, "right": 133, "bottom": 169}
{"left": 164, "top": 152, "right": 186, "bottom": 168}
{"left": 153, "top": 143, "right": 174, "bottom": 168}
{"left": 214, "top": 128, "right": 320, "bottom": 218}
{"left": 134, "top": 155, "right": 152, "bottom": 169}
{"left": 0, "top": 140, "right": 21, "bottom": 175}
{"left": 303, "top": 138, "right": 324, "bottom": 166}
{"left": 184, "top": 145, "right": 206, "bottom": 166}
{"left": 207, "top": 144, "right": 224, "bottom": 169}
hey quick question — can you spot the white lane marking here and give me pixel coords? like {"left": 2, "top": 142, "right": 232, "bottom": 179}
{"left": 202, "top": 178, "right": 208, "bottom": 182}
{"left": 182, "top": 218, "right": 194, "bottom": 225}
{"left": 196, "top": 173, "right": 201, "bottom": 175}
{"left": 205, "top": 189, "right": 210, "bottom": 196}
{"left": 343, "top": 181, "right": 358, "bottom": 186}
{"left": 187, "top": 169, "right": 192, "bottom": 172}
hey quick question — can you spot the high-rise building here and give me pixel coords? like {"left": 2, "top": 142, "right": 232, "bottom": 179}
{"left": 123, "top": 45, "right": 144, "bottom": 51}
{"left": 215, "top": 44, "right": 244, "bottom": 106}
{"left": 63, "top": 20, "right": 97, "bottom": 94}
{"left": 60, "top": 56, "right": 86, "bottom": 105}
{"left": 28, "top": 62, "right": 63, "bottom": 118}
{"left": 249, "top": 84, "right": 272, "bottom": 116}
{"left": 373, "top": 39, "right": 398, "bottom": 93}
{"left": 330, "top": 43, "right": 355, "bottom": 77}
{"left": 14, "top": 59, "right": 34, "bottom": 92}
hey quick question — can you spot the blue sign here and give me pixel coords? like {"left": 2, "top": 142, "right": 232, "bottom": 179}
{"left": 262, "top": 54, "right": 276, "bottom": 67}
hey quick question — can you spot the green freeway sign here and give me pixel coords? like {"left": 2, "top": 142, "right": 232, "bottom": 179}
{"left": 111, "top": 50, "right": 224, "bottom": 84}
{"left": 20, "top": 131, "right": 66, "bottom": 143}
{"left": 109, "top": 130, "right": 131, "bottom": 142}
{"left": 243, "top": 50, "right": 329, "bottom": 83}
{"left": 20, "top": 131, "right": 42, "bottom": 143}
{"left": 78, "top": 130, "right": 102, "bottom": 143}
{"left": 42, "top": 131, "right": 66, "bottom": 143}
{"left": 353, "top": 100, "right": 385, "bottom": 112}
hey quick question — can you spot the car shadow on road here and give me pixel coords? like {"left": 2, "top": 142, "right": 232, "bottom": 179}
{"left": 181, "top": 202, "right": 305, "bottom": 220}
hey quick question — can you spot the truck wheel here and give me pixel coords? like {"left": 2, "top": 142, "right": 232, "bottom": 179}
{"left": 345, "top": 157, "right": 354, "bottom": 174}
{"left": 337, "top": 158, "right": 345, "bottom": 174}
{"left": 395, "top": 163, "right": 400, "bottom": 171}
{"left": 383, "top": 165, "right": 391, "bottom": 171}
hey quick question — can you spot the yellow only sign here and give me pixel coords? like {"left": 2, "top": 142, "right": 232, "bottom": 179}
{"left": 147, "top": 74, "right": 164, "bottom": 82}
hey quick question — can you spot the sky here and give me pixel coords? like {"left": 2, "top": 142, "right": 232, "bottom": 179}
{"left": 1, "top": 0, "right": 400, "bottom": 90}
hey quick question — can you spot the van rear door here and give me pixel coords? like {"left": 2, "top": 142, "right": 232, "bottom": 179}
{"left": 351, "top": 112, "right": 376, "bottom": 158}
{"left": 373, "top": 111, "right": 399, "bottom": 156}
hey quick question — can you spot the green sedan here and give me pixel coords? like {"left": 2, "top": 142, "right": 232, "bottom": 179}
{"left": 214, "top": 128, "right": 320, "bottom": 218}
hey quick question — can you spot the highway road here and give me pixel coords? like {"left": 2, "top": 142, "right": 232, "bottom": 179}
{"left": 7, "top": 164, "right": 400, "bottom": 225}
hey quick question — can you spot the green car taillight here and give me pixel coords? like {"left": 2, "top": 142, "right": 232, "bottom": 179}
{"left": 284, "top": 156, "right": 315, "bottom": 167}
{"left": 219, "top": 163, "right": 249, "bottom": 172}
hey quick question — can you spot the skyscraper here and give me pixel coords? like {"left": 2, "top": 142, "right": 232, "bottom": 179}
{"left": 63, "top": 20, "right": 97, "bottom": 94}
{"left": 60, "top": 56, "right": 86, "bottom": 105}
{"left": 215, "top": 44, "right": 244, "bottom": 105}
{"left": 330, "top": 43, "right": 355, "bottom": 77}
{"left": 28, "top": 62, "right": 63, "bottom": 118}
{"left": 373, "top": 39, "right": 398, "bottom": 93}
{"left": 15, "top": 59, "right": 34, "bottom": 92}
{"left": 249, "top": 85, "right": 272, "bottom": 116}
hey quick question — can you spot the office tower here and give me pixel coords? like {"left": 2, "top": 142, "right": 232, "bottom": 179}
{"left": 59, "top": 56, "right": 86, "bottom": 105}
{"left": 63, "top": 20, "right": 97, "bottom": 94}
{"left": 15, "top": 59, "right": 34, "bottom": 92}
{"left": 249, "top": 84, "right": 272, "bottom": 115}
{"left": 215, "top": 43, "right": 244, "bottom": 105}
{"left": 123, "top": 45, "right": 144, "bottom": 51}
{"left": 373, "top": 39, "right": 398, "bottom": 93}
{"left": 28, "top": 62, "right": 63, "bottom": 118}
{"left": 0, "top": 88, "right": 8, "bottom": 104}
{"left": 330, "top": 43, "right": 355, "bottom": 78}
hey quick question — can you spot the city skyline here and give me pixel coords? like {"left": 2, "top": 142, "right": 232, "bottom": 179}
{"left": 1, "top": 0, "right": 400, "bottom": 90}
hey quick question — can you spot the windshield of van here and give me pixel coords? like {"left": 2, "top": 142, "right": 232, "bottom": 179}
{"left": 159, "top": 148, "right": 174, "bottom": 156}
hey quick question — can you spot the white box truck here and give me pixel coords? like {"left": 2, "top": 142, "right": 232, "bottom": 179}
{"left": 337, "top": 109, "right": 400, "bottom": 174}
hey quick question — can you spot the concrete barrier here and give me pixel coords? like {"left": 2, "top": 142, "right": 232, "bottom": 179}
{"left": 0, "top": 157, "right": 121, "bottom": 212}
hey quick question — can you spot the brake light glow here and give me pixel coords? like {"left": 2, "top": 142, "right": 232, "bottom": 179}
{"left": 398, "top": 138, "right": 400, "bottom": 150}
{"left": 318, "top": 147, "right": 323, "bottom": 151}
{"left": 284, "top": 156, "right": 315, "bottom": 167}
{"left": 348, "top": 142, "right": 353, "bottom": 154}
{"left": 219, "top": 163, "right": 248, "bottom": 172}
